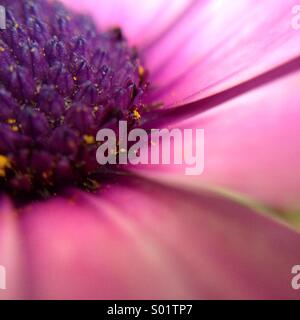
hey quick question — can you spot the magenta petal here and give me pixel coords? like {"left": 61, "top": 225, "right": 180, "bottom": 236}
{"left": 135, "top": 69, "right": 300, "bottom": 211}
{"left": 12, "top": 180, "right": 300, "bottom": 299}
{"left": 145, "top": 0, "right": 300, "bottom": 106}
{"left": 0, "top": 197, "right": 25, "bottom": 299}
{"left": 60, "top": 0, "right": 192, "bottom": 46}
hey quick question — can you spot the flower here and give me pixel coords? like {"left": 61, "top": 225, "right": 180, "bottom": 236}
{"left": 1, "top": 0, "right": 300, "bottom": 299}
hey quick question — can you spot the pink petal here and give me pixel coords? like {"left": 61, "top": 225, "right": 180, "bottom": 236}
{"left": 134, "top": 69, "right": 300, "bottom": 212}
{"left": 59, "top": 0, "right": 192, "bottom": 47}
{"left": 13, "top": 180, "right": 300, "bottom": 299}
{"left": 145, "top": 0, "right": 300, "bottom": 106}
{"left": 0, "top": 197, "right": 26, "bottom": 299}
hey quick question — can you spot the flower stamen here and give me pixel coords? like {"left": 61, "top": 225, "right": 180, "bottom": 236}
{"left": 0, "top": 0, "right": 150, "bottom": 200}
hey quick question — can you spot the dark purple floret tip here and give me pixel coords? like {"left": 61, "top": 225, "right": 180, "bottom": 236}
{"left": 0, "top": 0, "right": 149, "bottom": 200}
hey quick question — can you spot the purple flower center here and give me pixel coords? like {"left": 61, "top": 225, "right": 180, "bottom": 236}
{"left": 0, "top": 0, "right": 148, "bottom": 201}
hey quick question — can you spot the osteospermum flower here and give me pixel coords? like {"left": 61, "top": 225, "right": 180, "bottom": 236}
{"left": 1, "top": 0, "right": 300, "bottom": 299}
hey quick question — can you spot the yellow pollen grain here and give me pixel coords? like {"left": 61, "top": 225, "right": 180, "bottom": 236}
{"left": 11, "top": 126, "right": 19, "bottom": 132}
{"left": 7, "top": 118, "right": 16, "bottom": 124}
{"left": 0, "top": 155, "right": 11, "bottom": 177}
{"left": 138, "top": 65, "right": 145, "bottom": 77}
{"left": 73, "top": 76, "right": 78, "bottom": 81}
{"left": 0, "top": 47, "right": 5, "bottom": 53}
{"left": 133, "top": 109, "right": 141, "bottom": 121}
{"left": 83, "top": 135, "right": 95, "bottom": 145}
{"left": 111, "top": 148, "right": 118, "bottom": 156}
